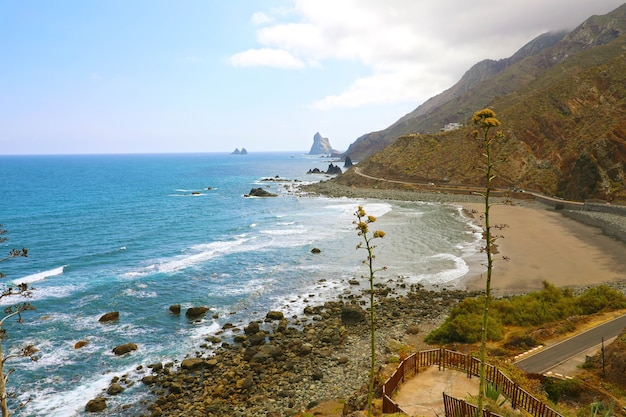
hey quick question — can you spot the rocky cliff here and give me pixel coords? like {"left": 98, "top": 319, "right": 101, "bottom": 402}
{"left": 309, "top": 132, "right": 337, "bottom": 155}
{"left": 338, "top": 4, "right": 626, "bottom": 202}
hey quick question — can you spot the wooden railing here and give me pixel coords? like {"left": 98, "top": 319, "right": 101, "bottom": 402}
{"left": 443, "top": 393, "right": 503, "bottom": 417}
{"left": 381, "top": 348, "right": 562, "bottom": 417}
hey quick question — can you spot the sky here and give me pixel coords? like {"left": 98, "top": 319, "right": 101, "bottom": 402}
{"left": 1, "top": 1, "right": 624, "bottom": 155}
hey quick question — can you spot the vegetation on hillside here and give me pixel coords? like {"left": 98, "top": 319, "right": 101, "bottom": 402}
{"left": 341, "top": 6, "right": 626, "bottom": 202}
{"left": 425, "top": 282, "right": 626, "bottom": 345}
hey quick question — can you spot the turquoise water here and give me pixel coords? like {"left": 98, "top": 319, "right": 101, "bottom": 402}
{"left": 0, "top": 152, "right": 482, "bottom": 416}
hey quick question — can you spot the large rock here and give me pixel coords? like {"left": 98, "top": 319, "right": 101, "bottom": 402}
{"left": 107, "top": 383, "right": 124, "bottom": 395}
{"left": 325, "top": 163, "right": 342, "bottom": 175}
{"left": 180, "top": 358, "right": 211, "bottom": 370}
{"left": 244, "top": 188, "right": 278, "bottom": 198}
{"left": 112, "top": 343, "right": 138, "bottom": 356}
{"left": 308, "top": 132, "right": 337, "bottom": 155}
{"left": 341, "top": 306, "right": 366, "bottom": 325}
{"left": 98, "top": 311, "right": 119, "bottom": 323}
{"left": 85, "top": 397, "right": 106, "bottom": 413}
{"left": 185, "top": 306, "right": 209, "bottom": 319}
{"left": 244, "top": 321, "right": 260, "bottom": 335}
{"left": 265, "top": 311, "right": 284, "bottom": 321}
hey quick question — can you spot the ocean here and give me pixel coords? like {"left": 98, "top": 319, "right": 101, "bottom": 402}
{"left": 0, "top": 152, "right": 483, "bottom": 416}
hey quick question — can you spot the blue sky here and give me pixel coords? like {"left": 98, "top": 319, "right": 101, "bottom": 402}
{"left": 1, "top": 1, "right": 624, "bottom": 155}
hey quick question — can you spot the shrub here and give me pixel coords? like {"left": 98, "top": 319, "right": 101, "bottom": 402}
{"left": 543, "top": 377, "right": 583, "bottom": 403}
{"left": 577, "top": 285, "right": 626, "bottom": 315}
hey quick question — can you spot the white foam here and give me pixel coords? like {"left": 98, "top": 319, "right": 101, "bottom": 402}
{"left": 185, "top": 320, "right": 222, "bottom": 341}
{"left": 403, "top": 253, "right": 470, "bottom": 285}
{"left": 260, "top": 227, "right": 306, "bottom": 236}
{"left": 24, "top": 364, "right": 138, "bottom": 417}
{"left": 122, "top": 288, "right": 157, "bottom": 298}
{"left": 14, "top": 265, "right": 65, "bottom": 284}
{"left": 122, "top": 236, "right": 254, "bottom": 277}
{"left": 0, "top": 283, "right": 80, "bottom": 306}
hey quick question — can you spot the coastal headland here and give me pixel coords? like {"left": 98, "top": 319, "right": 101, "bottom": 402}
{"left": 137, "top": 180, "right": 626, "bottom": 417}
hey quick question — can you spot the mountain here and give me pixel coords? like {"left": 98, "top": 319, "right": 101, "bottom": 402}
{"left": 308, "top": 132, "right": 338, "bottom": 155}
{"left": 343, "top": 31, "right": 567, "bottom": 161}
{"left": 337, "top": 4, "right": 626, "bottom": 203}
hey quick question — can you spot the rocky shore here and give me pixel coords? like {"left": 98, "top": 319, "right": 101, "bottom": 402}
{"left": 128, "top": 179, "right": 626, "bottom": 417}
{"left": 138, "top": 283, "right": 480, "bottom": 417}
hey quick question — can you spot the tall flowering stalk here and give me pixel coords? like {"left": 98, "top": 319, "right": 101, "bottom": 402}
{"left": 354, "top": 206, "right": 386, "bottom": 417}
{"left": 472, "top": 109, "right": 503, "bottom": 417}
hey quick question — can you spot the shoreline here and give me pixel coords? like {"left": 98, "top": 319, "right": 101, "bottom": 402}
{"left": 302, "top": 180, "right": 626, "bottom": 295}
{"left": 136, "top": 180, "right": 626, "bottom": 416}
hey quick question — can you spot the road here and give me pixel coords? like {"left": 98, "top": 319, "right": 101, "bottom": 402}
{"left": 351, "top": 167, "right": 584, "bottom": 206}
{"left": 514, "top": 313, "right": 626, "bottom": 374}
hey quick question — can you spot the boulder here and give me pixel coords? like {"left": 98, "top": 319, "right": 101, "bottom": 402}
{"left": 185, "top": 306, "right": 209, "bottom": 319}
{"left": 74, "top": 340, "right": 89, "bottom": 349}
{"left": 85, "top": 397, "right": 106, "bottom": 413}
{"left": 98, "top": 312, "right": 119, "bottom": 323}
{"left": 265, "top": 311, "right": 284, "bottom": 321}
{"left": 244, "top": 321, "right": 260, "bottom": 335}
{"left": 311, "top": 369, "right": 323, "bottom": 381}
{"left": 310, "top": 247, "right": 321, "bottom": 254}
{"left": 248, "top": 332, "right": 267, "bottom": 346}
{"left": 181, "top": 358, "right": 207, "bottom": 370}
{"left": 299, "top": 343, "right": 313, "bottom": 356}
{"left": 107, "top": 383, "right": 124, "bottom": 395}
{"left": 169, "top": 305, "right": 181, "bottom": 314}
{"left": 341, "top": 306, "right": 366, "bottom": 325}
{"left": 112, "top": 343, "right": 138, "bottom": 356}
{"left": 141, "top": 375, "right": 158, "bottom": 385}
{"left": 244, "top": 188, "right": 278, "bottom": 197}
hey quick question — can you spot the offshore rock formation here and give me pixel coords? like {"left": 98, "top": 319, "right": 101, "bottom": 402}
{"left": 307, "top": 163, "right": 342, "bottom": 175}
{"left": 308, "top": 132, "right": 337, "bottom": 155}
{"left": 244, "top": 188, "right": 278, "bottom": 198}
{"left": 231, "top": 148, "right": 248, "bottom": 155}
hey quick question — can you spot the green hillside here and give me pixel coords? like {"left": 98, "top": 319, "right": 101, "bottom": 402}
{"left": 338, "top": 5, "right": 626, "bottom": 203}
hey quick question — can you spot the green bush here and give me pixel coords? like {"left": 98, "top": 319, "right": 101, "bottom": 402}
{"left": 577, "top": 285, "right": 626, "bottom": 315}
{"left": 425, "top": 282, "right": 626, "bottom": 344}
{"left": 543, "top": 377, "right": 583, "bottom": 403}
{"left": 425, "top": 311, "right": 502, "bottom": 344}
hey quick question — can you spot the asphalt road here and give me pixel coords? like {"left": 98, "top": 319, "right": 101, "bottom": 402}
{"left": 515, "top": 314, "right": 626, "bottom": 374}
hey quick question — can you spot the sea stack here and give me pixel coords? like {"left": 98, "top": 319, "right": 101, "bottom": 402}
{"left": 308, "top": 132, "right": 337, "bottom": 155}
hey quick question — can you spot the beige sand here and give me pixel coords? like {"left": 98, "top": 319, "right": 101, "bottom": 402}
{"left": 461, "top": 203, "right": 626, "bottom": 295}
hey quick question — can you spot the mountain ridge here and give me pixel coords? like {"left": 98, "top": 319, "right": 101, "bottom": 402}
{"left": 343, "top": 4, "right": 626, "bottom": 162}
{"left": 337, "top": 4, "right": 626, "bottom": 203}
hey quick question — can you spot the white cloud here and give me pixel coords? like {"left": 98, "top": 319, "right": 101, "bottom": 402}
{"left": 230, "top": 48, "right": 305, "bottom": 69}
{"left": 251, "top": 12, "right": 272, "bottom": 25}
{"left": 234, "top": 0, "right": 626, "bottom": 109}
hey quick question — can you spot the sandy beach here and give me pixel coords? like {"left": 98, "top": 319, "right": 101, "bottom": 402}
{"left": 462, "top": 202, "right": 626, "bottom": 295}
{"left": 301, "top": 180, "right": 626, "bottom": 295}
{"left": 143, "top": 181, "right": 626, "bottom": 416}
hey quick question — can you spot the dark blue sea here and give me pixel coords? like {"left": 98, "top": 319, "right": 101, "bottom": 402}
{"left": 0, "top": 152, "right": 482, "bottom": 416}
